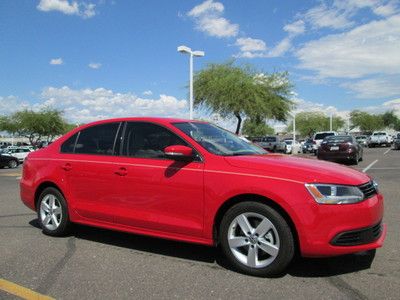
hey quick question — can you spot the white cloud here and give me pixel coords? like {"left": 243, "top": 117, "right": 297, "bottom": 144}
{"left": 268, "top": 37, "right": 292, "bottom": 57}
{"left": 37, "top": 0, "right": 96, "bottom": 19}
{"left": 383, "top": 98, "right": 400, "bottom": 115}
{"left": 342, "top": 76, "right": 400, "bottom": 99}
{"left": 236, "top": 37, "right": 292, "bottom": 58}
{"left": 296, "top": 15, "right": 400, "bottom": 78}
{"left": 235, "top": 37, "right": 266, "bottom": 52}
{"left": 142, "top": 90, "right": 153, "bottom": 96}
{"left": 373, "top": 2, "right": 398, "bottom": 17}
{"left": 187, "top": 0, "right": 224, "bottom": 17}
{"left": 50, "top": 58, "right": 63, "bottom": 65}
{"left": 88, "top": 62, "right": 102, "bottom": 69}
{"left": 0, "top": 96, "right": 30, "bottom": 115}
{"left": 283, "top": 20, "right": 305, "bottom": 36}
{"left": 304, "top": 3, "right": 354, "bottom": 30}
{"left": 39, "top": 86, "right": 188, "bottom": 123}
{"left": 187, "top": 0, "right": 239, "bottom": 38}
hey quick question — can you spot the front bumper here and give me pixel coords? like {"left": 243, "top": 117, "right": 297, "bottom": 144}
{"left": 298, "top": 193, "right": 385, "bottom": 257}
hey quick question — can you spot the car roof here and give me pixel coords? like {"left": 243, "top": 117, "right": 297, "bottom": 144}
{"left": 78, "top": 117, "right": 207, "bottom": 128}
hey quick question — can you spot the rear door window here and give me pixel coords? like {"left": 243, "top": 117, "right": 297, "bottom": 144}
{"left": 74, "top": 123, "right": 121, "bottom": 155}
{"left": 61, "top": 133, "right": 79, "bottom": 153}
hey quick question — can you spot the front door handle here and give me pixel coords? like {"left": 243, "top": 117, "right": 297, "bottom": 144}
{"left": 115, "top": 167, "right": 127, "bottom": 176}
{"left": 61, "top": 163, "right": 72, "bottom": 171}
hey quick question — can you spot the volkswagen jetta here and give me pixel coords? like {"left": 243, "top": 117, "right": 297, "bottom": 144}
{"left": 20, "top": 118, "right": 386, "bottom": 276}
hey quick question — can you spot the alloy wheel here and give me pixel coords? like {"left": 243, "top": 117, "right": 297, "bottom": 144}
{"left": 227, "top": 212, "right": 280, "bottom": 268}
{"left": 39, "top": 194, "right": 63, "bottom": 231}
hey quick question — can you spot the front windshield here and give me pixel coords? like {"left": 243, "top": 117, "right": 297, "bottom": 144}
{"left": 173, "top": 122, "right": 267, "bottom": 156}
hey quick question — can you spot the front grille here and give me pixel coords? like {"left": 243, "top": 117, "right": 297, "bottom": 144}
{"left": 331, "top": 222, "right": 382, "bottom": 246}
{"left": 358, "top": 181, "right": 377, "bottom": 199}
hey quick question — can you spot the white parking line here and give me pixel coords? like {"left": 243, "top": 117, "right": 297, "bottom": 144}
{"left": 384, "top": 148, "right": 391, "bottom": 155}
{"left": 362, "top": 159, "right": 378, "bottom": 173}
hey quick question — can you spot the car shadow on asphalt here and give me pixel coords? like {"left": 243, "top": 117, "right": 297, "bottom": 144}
{"left": 29, "top": 219, "right": 376, "bottom": 277}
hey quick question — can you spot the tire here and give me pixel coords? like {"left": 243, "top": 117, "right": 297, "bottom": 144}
{"left": 37, "top": 187, "right": 71, "bottom": 236}
{"left": 8, "top": 160, "right": 18, "bottom": 169}
{"left": 219, "top": 202, "right": 295, "bottom": 277}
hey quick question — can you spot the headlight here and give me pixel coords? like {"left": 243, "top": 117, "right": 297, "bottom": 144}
{"left": 373, "top": 180, "right": 379, "bottom": 193}
{"left": 305, "top": 183, "right": 364, "bottom": 204}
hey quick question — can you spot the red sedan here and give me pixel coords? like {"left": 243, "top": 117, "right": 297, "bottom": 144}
{"left": 20, "top": 118, "right": 386, "bottom": 276}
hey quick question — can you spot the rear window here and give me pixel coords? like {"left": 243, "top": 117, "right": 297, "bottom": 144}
{"left": 315, "top": 133, "right": 335, "bottom": 140}
{"left": 373, "top": 132, "right": 386, "bottom": 136}
{"left": 325, "top": 136, "right": 352, "bottom": 143}
{"left": 265, "top": 137, "right": 276, "bottom": 142}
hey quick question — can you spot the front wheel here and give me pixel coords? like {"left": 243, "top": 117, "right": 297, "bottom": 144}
{"left": 37, "top": 187, "right": 71, "bottom": 236}
{"left": 219, "top": 202, "right": 295, "bottom": 277}
{"left": 8, "top": 160, "right": 18, "bottom": 169}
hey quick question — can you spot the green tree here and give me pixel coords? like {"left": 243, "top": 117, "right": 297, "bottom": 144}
{"left": 0, "top": 108, "right": 72, "bottom": 145}
{"left": 381, "top": 110, "right": 400, "bottom": 130}
{"left": 242, "top": 117, "right": 274, "bottom": 137}
{"left": 287, "top": 111, "right": 345, "bottom": 137}
{"left": 350, "top": 110, "right": 384, "bottom": 132}
{"left": 193, "top": 61, "right": 293, "bottom": 134}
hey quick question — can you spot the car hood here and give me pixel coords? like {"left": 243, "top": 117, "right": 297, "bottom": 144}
{"left": 224, "top": 154, "right": 370, "bottom": 185}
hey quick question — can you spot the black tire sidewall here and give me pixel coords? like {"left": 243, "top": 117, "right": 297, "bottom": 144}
{"left": 219, "top": 202, "right": 295, "bottom": 277}
{"left": 37, "top": 187, "right": 70, "bottom": 236}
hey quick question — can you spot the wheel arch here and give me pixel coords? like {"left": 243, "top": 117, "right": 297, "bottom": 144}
{"left": 34, "top": 181, "right": 66, "bottom": 209}
{"left": 213, "top": 193, "right": 300, "bottom": 254}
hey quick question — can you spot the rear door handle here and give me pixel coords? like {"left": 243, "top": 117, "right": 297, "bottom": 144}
{"left": 61, "top": 163, "right": 72, "bottom": 171}
{"left": 115, "top": 167, "right": 127, "bottom": 176}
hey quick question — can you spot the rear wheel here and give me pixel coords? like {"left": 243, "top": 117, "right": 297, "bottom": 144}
{"left": 219, "top": 202, "right": 295, "bottom": 277}
{"left": 37, "top": 187, "right": 71, "bottom": 236}
{"left": 8, "top": 160, "right": 18, "bottom": 169}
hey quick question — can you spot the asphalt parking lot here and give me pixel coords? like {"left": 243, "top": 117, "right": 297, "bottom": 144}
{"left": 1, "top": 147, "right": 399, "bottom": 299}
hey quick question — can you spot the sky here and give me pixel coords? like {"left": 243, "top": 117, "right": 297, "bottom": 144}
{"left": 0, "top": 0, "right": 400, "bottom": 131}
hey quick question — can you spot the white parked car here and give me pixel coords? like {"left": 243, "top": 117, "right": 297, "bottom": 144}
{"left": 368, "top": 132, "right": 391, "bottom": 147}
{"left": 4, "top": 147, "right": 34, "bottom": 162}
{"left": 312, "top": 131, "right": 337, "bottom": 153}
{"left": 284, "top": 139, "right": 301, "bottom": 154}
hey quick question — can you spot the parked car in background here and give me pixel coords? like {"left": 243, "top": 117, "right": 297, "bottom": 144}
{"left": 0, "top": 142, "right": 11, "bottom": 149}
{"left": 284, "top": 139, "right": 301, "bottom": 154}
{"left": 355, "top": 135, "right": 368, "bottom": 147}
{"left": 312, "top": 131, "right": 337, "bottom": 153}
{"left": 317, "top": 135, "right": 363, "bottom": 165}
{"left": 4, "top": 147, "right": 34, "bottom": 162}
{"left": 302, "top": 138, "right": 314, "bottom": 153}
{"left": 0, "top": 153, "right": 19, "bottom": 169}
{"left": 393, "top": 133, "right": 400, "bottom": 150}
{"left": 20, "top": 117, "right": 385, "bottom": 277}
{"left": 251, "top": 136, "right": 286, "bottom": 152}
{"left": 368, "top": 132, "right": 391, "bottom": 147}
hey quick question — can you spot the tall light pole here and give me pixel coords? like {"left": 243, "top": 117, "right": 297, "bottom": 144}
{"left": 329, "top": 113, "right": 333, "bottom": 131}
{"left": 177, "top": 45, "right": 205, "bottom": 120}
{"left": 289, "top": 112, "right": 296, "bottom": 143}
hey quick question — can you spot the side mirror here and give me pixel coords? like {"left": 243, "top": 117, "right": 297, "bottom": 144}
{"left": 164, "top": 145, "right": 194, "bottom": 160}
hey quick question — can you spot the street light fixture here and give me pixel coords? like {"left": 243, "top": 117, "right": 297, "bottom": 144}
{"left": 177, "top": 45, "right": 205, "bottom": 120}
